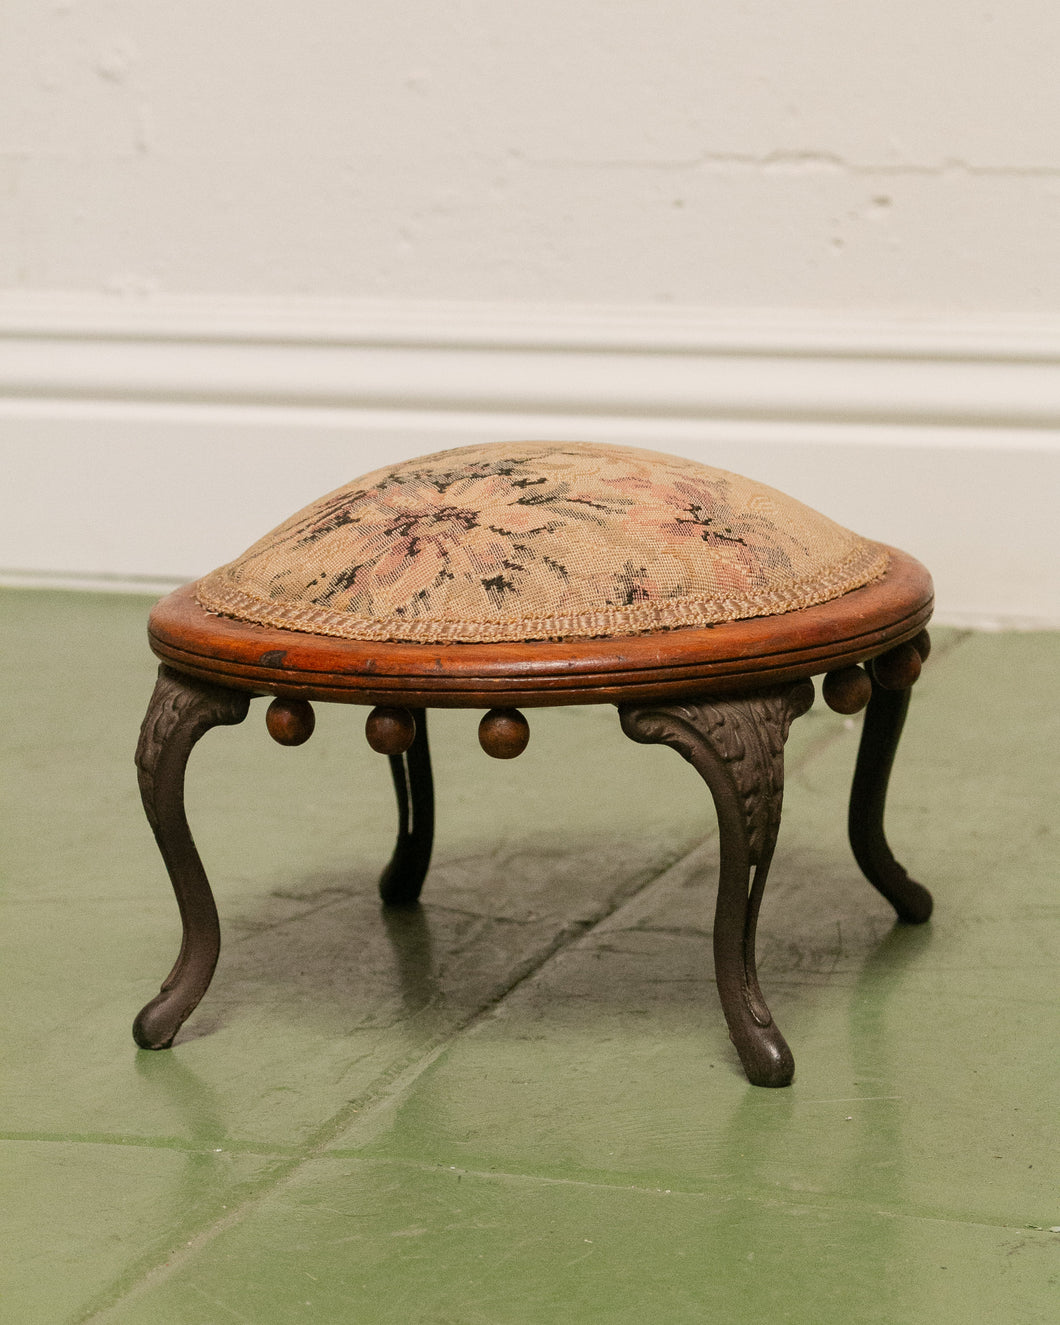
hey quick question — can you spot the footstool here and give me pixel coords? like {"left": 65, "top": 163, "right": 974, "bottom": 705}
{"left": 134, "top": 441, "right": 934, "bottom": 1087}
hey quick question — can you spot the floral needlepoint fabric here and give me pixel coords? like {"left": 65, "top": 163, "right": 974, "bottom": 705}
{"left": 196, "top": 441, "right": 889, "bottom": 643}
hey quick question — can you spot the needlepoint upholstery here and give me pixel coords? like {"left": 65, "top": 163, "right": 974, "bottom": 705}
{"left": 196, "top": 441, "right": 889, "bottom": 644}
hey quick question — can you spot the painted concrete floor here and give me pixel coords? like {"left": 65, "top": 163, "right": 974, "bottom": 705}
{"left": 1, "top": 589, "right": 1057, "bottom": 1324}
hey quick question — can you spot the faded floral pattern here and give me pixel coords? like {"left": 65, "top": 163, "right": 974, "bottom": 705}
{"left": 197, "top": 442, "right": 888, "bottom": 642}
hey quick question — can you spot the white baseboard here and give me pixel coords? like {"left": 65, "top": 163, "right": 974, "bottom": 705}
{"left": 2, "top": 294, "right": 1058, "bottom": 627}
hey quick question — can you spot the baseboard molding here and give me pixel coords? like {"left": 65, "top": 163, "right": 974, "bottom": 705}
{"left": 0, "top": 568, "right": 184, "bottom": 597}
{"left": 2, "top": 294, "right": 1058, "bottom": 627}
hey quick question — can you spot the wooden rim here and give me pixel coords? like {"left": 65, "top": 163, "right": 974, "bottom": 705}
{"left": 148, "top": 545, "right": 932, "bottom": 707}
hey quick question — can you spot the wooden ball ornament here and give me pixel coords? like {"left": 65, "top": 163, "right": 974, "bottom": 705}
{"left": 265, "top": 697, "right": 316, "bottom": 746}
{"left": 478, "top": 708, "right": 530, "bottom": 759}
{"left": 872, "top": 642, "right": 922, "bottom": 691}
{"left": 365, "top": 706, "right": 416, "bottom": 755}
{"left": 912, "top": 628, "right": 932, "bottom": 663}
{"left": 822, "top": 665, "right": 872, "bottom": 714}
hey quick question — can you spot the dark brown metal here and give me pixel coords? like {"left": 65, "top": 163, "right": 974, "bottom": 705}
{"left": 132, "top": 665, "right": 251, "bottom": 1049}
{"left": 366, "top": 705, "right": 417, "bottom": 755}
{"left": 848, "top": 675, "right": 933, "bottom": 923}
{"left": 265, "top": 697, "right": 315, "bottom": 746}
{"left": 822, "top": 664, "right": 872, "bottom": 714}
{"left": 378, "top": 710, "right": 435, "bottom": 906}
{"left": 478, "top": 707, "right": 530, "bottom": 759}
{"left": 620, "top": 680, "right": 815, "bottom": 1088}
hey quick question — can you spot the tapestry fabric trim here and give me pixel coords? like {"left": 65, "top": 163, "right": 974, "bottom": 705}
{"left": 196, "top": 441, "right": 890, "bottom": 643}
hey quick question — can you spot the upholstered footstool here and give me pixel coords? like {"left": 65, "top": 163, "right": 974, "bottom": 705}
{"left": 135, "top": 441, "right": 934, "bottom": 1086}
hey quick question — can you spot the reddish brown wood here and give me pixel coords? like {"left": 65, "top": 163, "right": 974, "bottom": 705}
{"left": 365, "top": 706, "right": 417, "bottom": 755}
{"left": 912, "top": 628, "right": 932, "bottom": 662}
{"left": 478, "top": 708, "right": 531, "bottom": 759}
{"left": 265, "top": 697, "right": 315, "bottom": 746}
{"left": 822, "top": 665, "right": 872, "bottom": 714}
{"left": 872, "top": 642, "right": 922, "bottom": 691}
{"left": 147, "top": 546, "right": 932, "bottom": 708}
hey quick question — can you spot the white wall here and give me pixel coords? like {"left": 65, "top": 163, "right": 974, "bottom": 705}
{"left": 4, "top": 1, "right": 1060, "bottom": 309}
{"left": 2, "top": 3, "right": 1058, "bottom": 623}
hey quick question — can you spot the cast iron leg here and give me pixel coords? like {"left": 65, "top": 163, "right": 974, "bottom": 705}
{"left": 620, "top": 681, "right": 814, "bottom": 1087}
{"left": 848, "top": 677, "right": 933, "bottom": 923}
{"left": 133, "top": 665, "right": 251, "bottom": 1049}
{"left": 378, "top": 711, "right": 435, "bottom": 906}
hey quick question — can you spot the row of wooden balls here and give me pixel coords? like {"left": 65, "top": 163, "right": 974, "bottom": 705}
{"left": 264, "top": 629, "right": 930, "bottom": 756}
{"left": 821, "top": 629, "right": 930, "bottom": 714}
{"left": 265, "top": 697, "right": 530, "bottom": 759}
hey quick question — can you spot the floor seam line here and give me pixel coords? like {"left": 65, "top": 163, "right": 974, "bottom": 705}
{"left": 73, "top": 822, "right": 731, "bottom": 1321}
{"left": 0, "top": 1131, "right": 298, "bottom": 1157}
{"left": 284, "top": 1153, "right": 1060, "bottom": 1233}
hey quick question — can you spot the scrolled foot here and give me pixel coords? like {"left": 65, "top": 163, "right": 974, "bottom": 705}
{"left": 731, "top": 1020, "right": 795, "bottom": 1088}
{"left": 133, "top": 991, "right": 194, "bottom": 1051}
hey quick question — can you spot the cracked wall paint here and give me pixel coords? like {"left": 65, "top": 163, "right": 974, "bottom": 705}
{"left": 0, "top": 1, "right": 1058, "bottom": 309}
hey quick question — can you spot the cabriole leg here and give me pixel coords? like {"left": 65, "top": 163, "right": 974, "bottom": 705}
{"left": 379, "top": 711, "right": 435, "bottom": 906}
{"left": 848, "top": 676, "right": 933, "bottom": 923}
{"left": 133, "top": 665, "right": 250, "bottom": 1049}
{"left": 620, "top": 681, "right": 814, "bottom": 1087}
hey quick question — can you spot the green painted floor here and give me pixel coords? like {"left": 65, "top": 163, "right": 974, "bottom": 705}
{"left": 1, "top": 589, "right": 1058, "bottom": 1324}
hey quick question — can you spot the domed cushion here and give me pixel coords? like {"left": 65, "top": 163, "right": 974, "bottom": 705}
{"left": 196, "top": 441, "right": 889, "bottom": 644}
